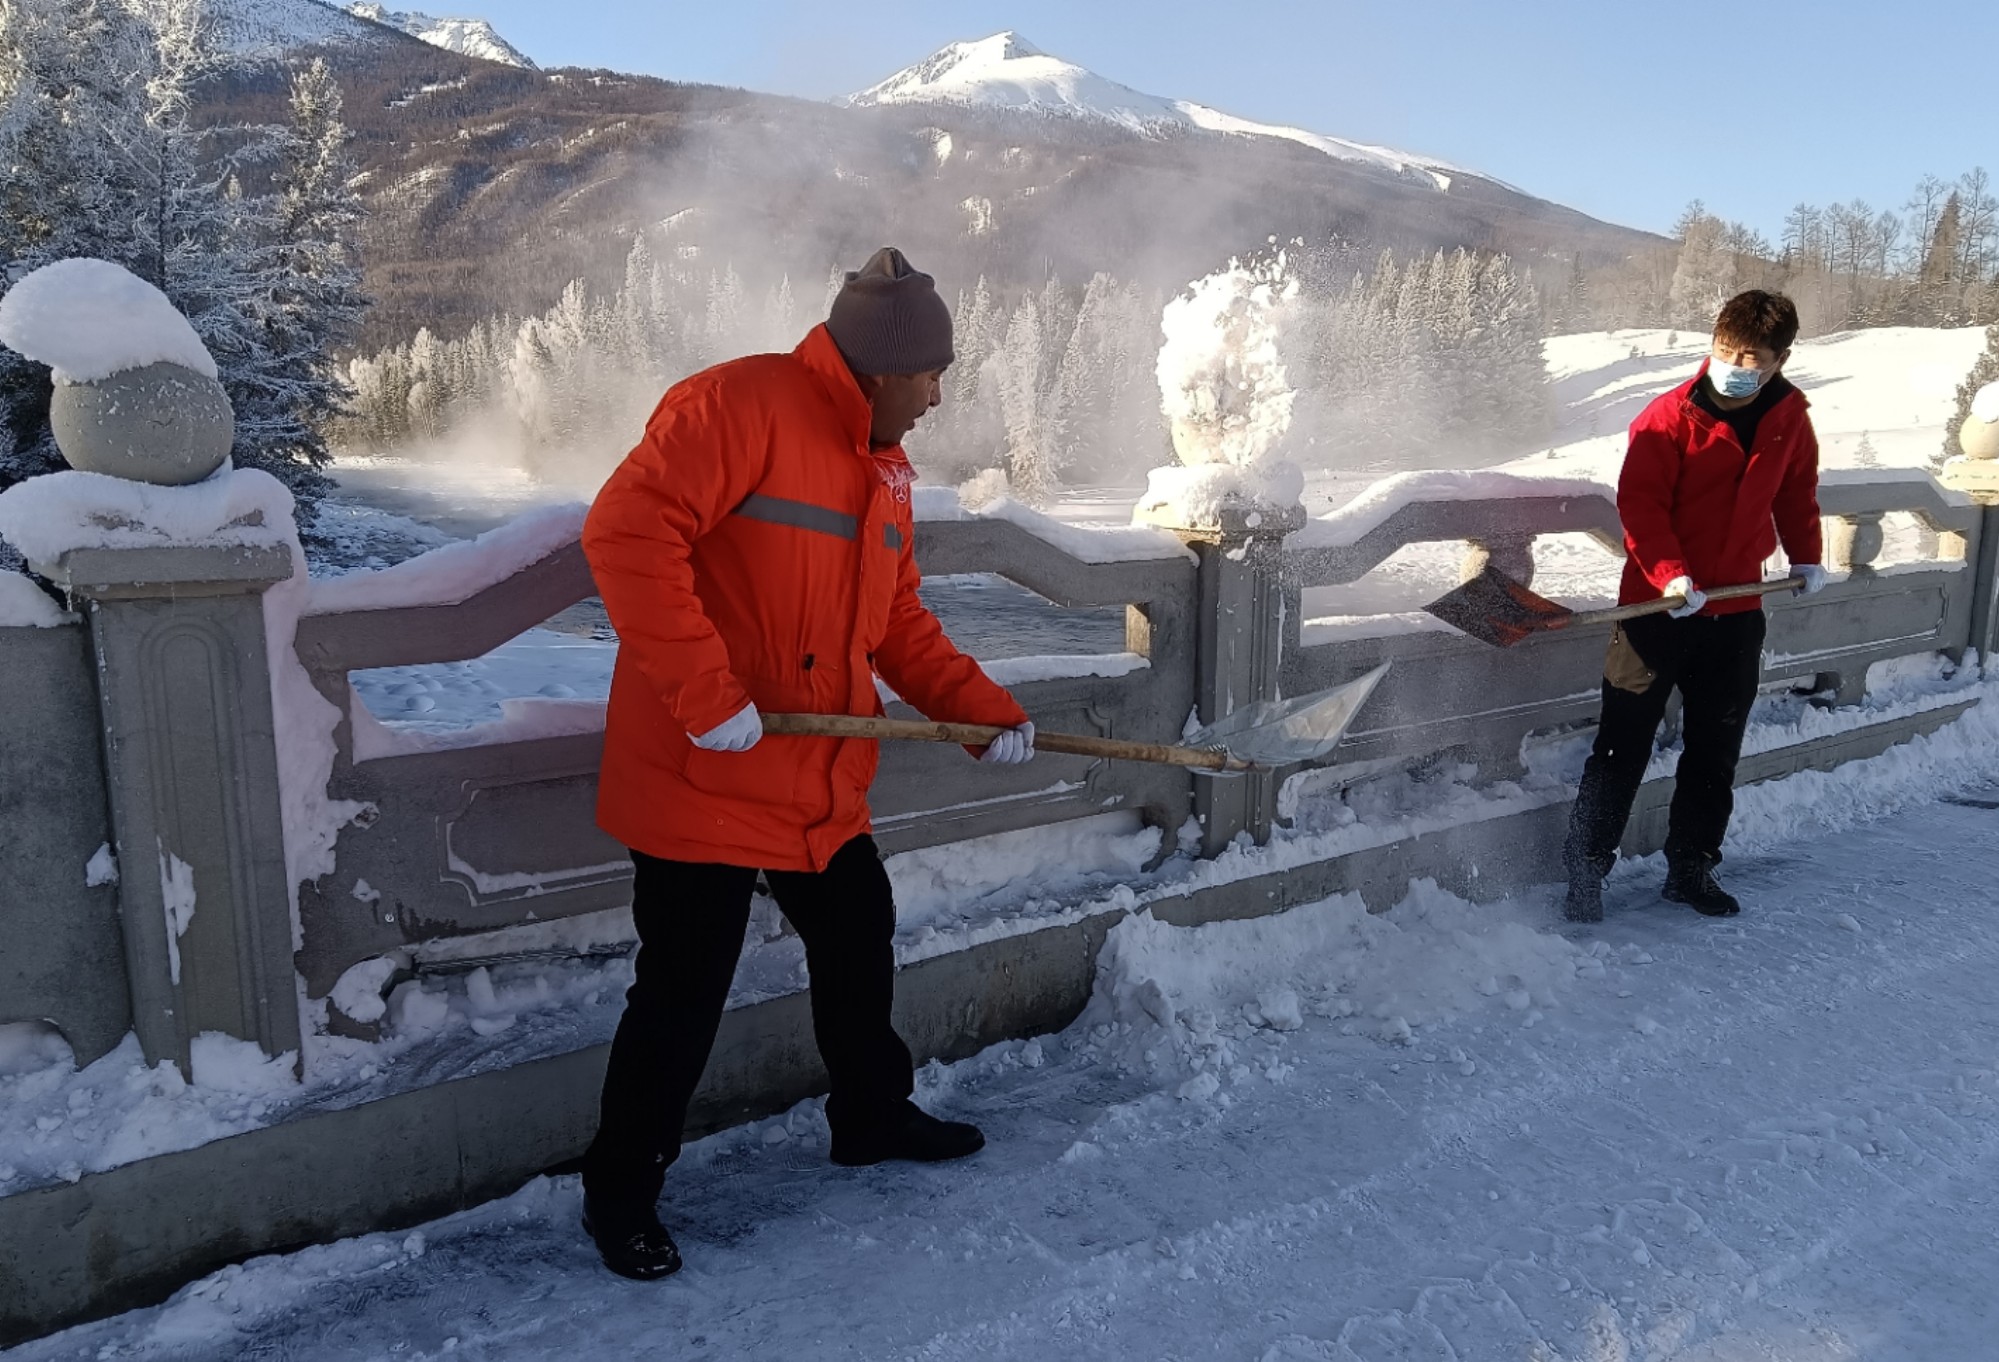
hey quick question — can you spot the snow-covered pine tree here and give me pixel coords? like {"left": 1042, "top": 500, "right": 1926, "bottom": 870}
{"left": 258, "top": 56, "right": 366, "bottom": 491}
{"left": 1939, "top": 323, "right": 1999, "bottom": 470}
{"left": 0, "top": 0, "right": 152, "bottom": 482}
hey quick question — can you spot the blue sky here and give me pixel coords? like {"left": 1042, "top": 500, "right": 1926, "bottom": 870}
{"left": 475, "top": 0, "right": 1996, "bottom": 241}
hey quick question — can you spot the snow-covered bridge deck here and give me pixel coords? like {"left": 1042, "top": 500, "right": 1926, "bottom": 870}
{"left": 19, "top": 775, "right": 1999, "bottom": 1361}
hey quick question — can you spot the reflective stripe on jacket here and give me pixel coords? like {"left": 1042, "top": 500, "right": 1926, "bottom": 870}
{"left": 1617, "top": 360, "right": 1823, "bottom": 616}
{"left": 583, "top": 324, "right": 1029, "bottom": 871}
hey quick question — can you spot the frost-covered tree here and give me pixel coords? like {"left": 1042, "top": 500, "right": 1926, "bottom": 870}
{"left": 991, "top": 296, "right": 1055, "bottom": 501}
{"left": 261, "top": 57, "right": 366, "bottom": 459}
{"left": 1669, "top": 203, "right": 1737, "bottom": 330}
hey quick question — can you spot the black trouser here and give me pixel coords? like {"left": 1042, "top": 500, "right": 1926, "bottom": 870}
{"left": 1563, "top": 609, "right": 1767, "bottom": 880}
{"left": 581, "top": 834, "right": 914, "bottom": 1205}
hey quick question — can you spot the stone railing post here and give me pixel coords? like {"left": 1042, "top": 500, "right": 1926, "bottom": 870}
{"left": 1815, "top": 512, "right": 1888, "bottom": 705}
{"left": 1142, "top": 500, "right": 1305, "bottom": 856}
{"left": 34, "top": 543, "right": 301, "bottom": 1077}
{"left": 2, "top": 267, "right": 301, "bottom": 1079}
{"left": 1946, "top": 399, "right": 1999, "bottom": 662}
{"left": 1826, "top": 512, "right": 1885, "bottom": 581}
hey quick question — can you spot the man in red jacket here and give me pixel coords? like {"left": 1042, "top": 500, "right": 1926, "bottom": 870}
{"left": 576, "top": 248, "right": 1036, "bottom": 1281}
{"left": 1563, "top": 290, "right": 1828, "bottom": 924}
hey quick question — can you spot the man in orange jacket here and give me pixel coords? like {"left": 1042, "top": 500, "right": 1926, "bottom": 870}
{"left": 576, "top": 248, "right": 1036, "bottom": 1280}
{"left": 1562, "top": 289, "right": 1826, "bottom": 924}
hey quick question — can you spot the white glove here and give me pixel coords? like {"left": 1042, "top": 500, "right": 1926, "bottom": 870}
{"left": 1793, "top": 563, "right": 1829, "bottom": 596}
{"left": 690, "top": 702, "right": 762, "bottom": 753}
{"left": 979, "top": 721, "right": 1035, "bottom": 765}
{"left": 1664, "top": 575, "right": 1707, "bottom": 619}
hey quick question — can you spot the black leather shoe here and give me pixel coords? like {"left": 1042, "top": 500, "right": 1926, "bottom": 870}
{"left": 1662, "top": 855, "right": 1741, "bottom": 917}
{"left": 582, "top": 1195, "right": 683, "bottom": 1281}
{"left": 1563, "top": 875, "right": 1604, "bottom": 923}
{"left": 830, "top": 1105, "right": 986, "bottom": 1168}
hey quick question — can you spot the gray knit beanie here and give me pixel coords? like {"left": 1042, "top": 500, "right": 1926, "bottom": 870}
{"left": 825, "top": 247, "right": 955, "bottom": 376}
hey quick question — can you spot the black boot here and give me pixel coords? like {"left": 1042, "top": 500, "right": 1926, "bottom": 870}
{"left": 1563, "top": 874, "right": 1604, "bottom": 923}
{"left": 1662, "top": 853, "right": 1740, "bottom": 917}
{"left": 581, "top": 1193, "right": 683, "bottom": 1281}
{"left": 830, "top": 1103, "right": 985, "bottom": 1168}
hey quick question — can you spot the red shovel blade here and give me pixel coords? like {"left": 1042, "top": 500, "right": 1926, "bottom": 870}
{"left": 1422, "top": 565, "right": 1576, "bottom": 648}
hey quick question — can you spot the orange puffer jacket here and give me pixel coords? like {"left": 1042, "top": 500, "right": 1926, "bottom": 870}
{"left": 583, "top": 324, "right": 1029, "bottom": 872}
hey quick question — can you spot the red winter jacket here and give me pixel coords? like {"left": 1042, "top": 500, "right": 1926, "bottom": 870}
{"left": 583, "top": 325, "right": 1029, "bottom": 872}
{"left": 1617, "top": 361, "right": 1823, "bottom": 616}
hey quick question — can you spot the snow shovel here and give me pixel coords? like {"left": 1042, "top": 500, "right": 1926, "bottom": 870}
{"left": 761, "top": 663, "right": 1389, "bottom": 775}
{"left": 1424, "top": 565, "right": 1810, "bottom": 648}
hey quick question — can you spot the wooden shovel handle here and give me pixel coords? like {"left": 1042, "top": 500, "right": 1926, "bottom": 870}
{"left": 1563, "top": 576, "right": 1805, "bottom": 631}
{"left": 759, "top": 712, "right": 1248, "bottom": 772}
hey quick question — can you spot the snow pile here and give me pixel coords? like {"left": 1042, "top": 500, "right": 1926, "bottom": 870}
{"left": 306, "top": 503, "right": 586, "bottom": 614}
{"left": 1141, "top": 255, "right": 1306, "bottom": 525}
{"left": 0, "top": 258, "right": 217, "bottom": 384}
{"left": 1973, "top": 381, "right": 1999, "bottom": 425}
{"left": 0, "top": 572, "right": 73, "bottom": 627}
{"left": 0, "top": 466, "right": 288, "bottom": 564}
{"left": 887, "top": 811, "right": 1160, "bottom": 933}
{"left": 189, "top": 1033, "right": 297, "bottom": 1094}
{"left": 0, "top": 1035, "right": 283, "bottom": 1190}
{"left": 1724, "top": 664, "right": 1999, "bottom": 858}
{"left": 1082, "top": 881, "right": 1583, "bottom": 1095}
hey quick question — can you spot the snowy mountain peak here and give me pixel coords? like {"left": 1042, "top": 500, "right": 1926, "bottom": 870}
{"left": 880, "top": 32, "right": 1051, "bottom": 92}
{"left": 848, "top": 34, "right": 1473, "bottom": 193}
{"left": 346, "top": 3, "right": 535, "bottom": 67}
{"left": 850, "top": 32, "right": 1174, "bottom": 126}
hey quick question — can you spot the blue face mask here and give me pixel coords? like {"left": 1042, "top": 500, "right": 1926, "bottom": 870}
{"left": 1709, "top": 359, "right": 1765, "bottom": 400}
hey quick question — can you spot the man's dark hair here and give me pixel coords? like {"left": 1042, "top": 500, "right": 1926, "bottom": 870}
{"left": 1713, "top": 290, "right": 1800, "bottom": 354}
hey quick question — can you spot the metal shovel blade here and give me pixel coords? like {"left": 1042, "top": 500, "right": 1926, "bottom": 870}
{"left": 1422, "top": 565, "right": 1576, "bottom": 648}
{"left": 1186, "top": 662, "right": 1391, "bottom": 770}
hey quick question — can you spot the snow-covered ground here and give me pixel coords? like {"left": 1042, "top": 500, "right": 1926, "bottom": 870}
{"left": 15, "top": 754, "right": 1999, "bottom": 1359}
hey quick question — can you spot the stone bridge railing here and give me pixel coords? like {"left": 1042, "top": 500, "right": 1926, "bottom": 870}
{"left": 5, "top": 449, "right": 1999, "bottom": 1344}
{"left": 1279, "top": 467, "right": 1993, "bottom": 778}
{"left": 288, "top": 499, "right": 1203, "bottom": 1022}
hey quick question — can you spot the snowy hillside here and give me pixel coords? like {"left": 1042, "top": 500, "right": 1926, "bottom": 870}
{"left": 347, "top": 3, "right": 535, "bottom": 67}
{"left": 1526, "top": 324, "right": 1989, "bottom": 482}
{"left": 213, "top": 0, "right": 407, "bottom": 57}
{"left": 849, "top": 33, "right": 1468, "bottom": 192}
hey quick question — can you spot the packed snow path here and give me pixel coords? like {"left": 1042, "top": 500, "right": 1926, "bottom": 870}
{"left": 19, "top": 791, "right": 1999, "bottom": 1361}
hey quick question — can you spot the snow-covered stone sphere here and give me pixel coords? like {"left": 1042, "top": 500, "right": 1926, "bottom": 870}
{"left": 0, "top": 258, "right": 232, "bottom": 484}
{"left": 1960, "top": 382, "right": 1999, "bottom": 461}
{"left": 49, "top": 363, "right": 234, "bottom": 486}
